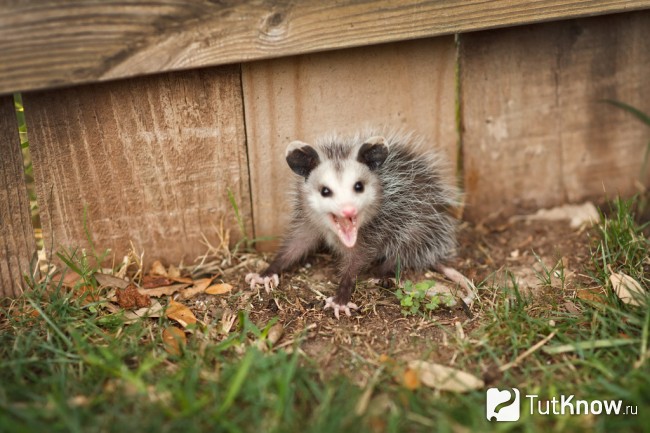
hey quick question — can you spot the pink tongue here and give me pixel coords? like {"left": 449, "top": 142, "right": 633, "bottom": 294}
{"left": 336, "top": 216, "right": 358, "bottom": 248}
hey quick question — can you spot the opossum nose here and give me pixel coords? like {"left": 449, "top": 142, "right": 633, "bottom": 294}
{"left": 340, "top": 206, "right": 357, "bottom": 218}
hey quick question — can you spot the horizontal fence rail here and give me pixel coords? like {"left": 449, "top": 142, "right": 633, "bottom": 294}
{"left": 1, "top": 0, "right": 650, "bottom": 95}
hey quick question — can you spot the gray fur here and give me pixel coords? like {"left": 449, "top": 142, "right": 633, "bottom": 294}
{"left": 290, "top": 129, "right": 458, "bottom": 271}
{"left": 257, "top": 129, "right": 460, "bottom": 311}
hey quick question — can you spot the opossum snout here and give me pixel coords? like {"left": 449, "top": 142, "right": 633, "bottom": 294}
{"left": 339, "top": 205, "right": 357, "bottom": 218}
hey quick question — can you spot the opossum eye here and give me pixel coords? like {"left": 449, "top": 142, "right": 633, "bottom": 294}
{"left": 320, "top": 186, "right": 332, "bottom": 197}
{"left": 354, "top": 181, "right": 364, "bottom": 193}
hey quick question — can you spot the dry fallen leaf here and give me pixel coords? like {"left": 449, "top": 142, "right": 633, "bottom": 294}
{"left": 170, "top": 276, "right": 194, "bottom": 284}
{"left": 205, "top": 283, "right": 233, "bottom": 295}
{"left": 123, "top": 300, "right": 164, "bottom": 323}
{"left": 142, "top": 275, "right": 175, "bottom": 289}
{"left": 408, "top": 360, "right": 484, "bottom": 392}
{"left": 94, "top": 272, "right": 130, "bottom": 289}
{"left": 150, "top": 260, "right": 168, "bottom": 277}
{"left": 402, "top": 368, "right": 421, "bottom": 390}
{"left": 610, "top": 270, "right": 645, "bottom": 306}
{"left": 576, "top": 287, "right": 607, "bottom": 303}
{"left": 179, "top": 278, "right": 213, "bottom": 300}
{"left": 166, "top": 300, "right": 197, "bottom": 328}
{"left": 267, "top": 323, "right": 284, "bottom": 346}
{"left": 167, "top": 264, "right": 181, "bottom": 279}
{"left": 140, "top": 283, "right": 190, "bottom": 298}
{"left": 162, "top": 326, "right": 186, "bottom": 356}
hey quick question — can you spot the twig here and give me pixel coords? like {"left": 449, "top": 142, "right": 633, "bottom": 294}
{"left": 499, "top": 331, "right": 557, "bottom": 372}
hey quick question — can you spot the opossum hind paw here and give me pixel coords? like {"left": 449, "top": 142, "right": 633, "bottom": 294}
{"left": 324, "top": 297, "right": 359, "bottom": 319}
{"left": 245, "top": 272, "right": 279, "bottom": 293}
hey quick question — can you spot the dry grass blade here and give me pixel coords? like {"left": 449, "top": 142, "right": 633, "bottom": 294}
{"left": 499, "top": 331, "right": 557, "bottom": 372}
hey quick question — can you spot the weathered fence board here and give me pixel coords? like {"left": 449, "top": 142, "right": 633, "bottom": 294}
{"left": 0, "top": 96, "right": 35, "bottom": 297}
{"left": 461, "top": 11, "right": 650, "bottom": 220}
{"left": 2, "top": 1, "right": 650, "bottom": 95}
{"left": 23, "top": 66, "right": 251, "bottom": 267}
{"left": 242, "top": 37, "right": 457, "bottom": 249}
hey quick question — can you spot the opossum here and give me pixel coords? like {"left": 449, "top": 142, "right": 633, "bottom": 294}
{"left": 246, "top": 130, "right": 474, "bottom": 318}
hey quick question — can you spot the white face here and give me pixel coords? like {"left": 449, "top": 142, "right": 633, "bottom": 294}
{"left": 304, "top": 159, "right": 380, "bottom": 248}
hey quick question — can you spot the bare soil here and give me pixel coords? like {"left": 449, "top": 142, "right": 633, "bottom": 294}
{"left": 188, "top": 217, "right": 596, "bottom": 383}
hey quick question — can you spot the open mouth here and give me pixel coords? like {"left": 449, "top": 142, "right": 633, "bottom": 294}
{"left": 329, "top": 213, "right": 358, "bottom": 248}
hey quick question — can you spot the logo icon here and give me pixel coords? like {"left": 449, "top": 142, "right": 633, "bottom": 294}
{"left": 486, "top": 388, "right": 521, "bottom": 421}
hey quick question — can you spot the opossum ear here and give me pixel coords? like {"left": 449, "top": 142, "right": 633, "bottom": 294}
{"left": 357, "top": 136, "right": 388, "bottom": 170}
{"left": 286, "top": 141, "right": 321, "bottom": 178}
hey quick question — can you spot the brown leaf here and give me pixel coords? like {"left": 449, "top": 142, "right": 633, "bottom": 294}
{"left": 167, "top": 264, "right": 181, "bottom": 279}
{"left": 166, "top": 300, "right": 197, "bottom": 328}
{"left": 576, "top": 287, "right": 607, "bottom": 303}
{"left": 179, "top": 278, "right": 214, "bottom": 300}
{"left": 162, "top": 326, "right": 186, "bottom": 356}
{"left": 94, "top": 272, "right": 130, "bottom": 289}
{"left": 150, "top": 260, "right": 168, "bottom": 277}
{"left": 169, "top": 276, "right": 194, "bottom": 284}
{"left": 116, "top": 284, "right": 151, "bottom": 309}
{"left": 142, "top": 275, "right": 175, "bottom": 289}
{"left": 122, "top": 300, "right": 164, "bottom": 324}
{"left": 408, "top": 360, "right": 484, "bottom": 393}
{"left": 140, "top": 283, "right": 189, "bottom": 298}
{"left": 205, "top": 283, "right": 234, "bottom": 295}
{"left": 402, "top": 368, "right": 421, "bottom": 390}
{"left": 267, "top": 323, "right": 284, "bottom": 346}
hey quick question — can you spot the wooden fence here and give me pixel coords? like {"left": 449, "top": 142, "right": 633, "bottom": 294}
{"left": 1, "top": 1, "right": 650, "bottom": 296}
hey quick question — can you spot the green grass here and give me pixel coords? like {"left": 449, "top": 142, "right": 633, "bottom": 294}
{"left": 1, "top": 197, "right": 649, "bottom": 432}
{"left": 0, "top": 289, "right": 367, "bottom": 433}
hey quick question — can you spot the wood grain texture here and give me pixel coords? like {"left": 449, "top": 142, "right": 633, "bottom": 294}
{"left": 24, "top": 66, "right": 251, "bottom": 267}
{"left": 0, "top": 96, "right": 35, "bottom": 297}
{"left": 461, "top": 11, "right": 650, "bottom": 220}
{"left": 242, "top": 37, "right": 457, "bottom": 250}
{"left": 2, "top": 0, "right": 650, "bottom": 95}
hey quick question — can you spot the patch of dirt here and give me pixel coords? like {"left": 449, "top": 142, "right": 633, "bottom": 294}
{"left": 186, "top": 217, "right": 597, "bottom": 382}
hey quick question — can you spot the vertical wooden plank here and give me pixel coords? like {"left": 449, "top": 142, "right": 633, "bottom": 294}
{"left": 24, "top": 66, "right": 251, "bottom": 267}
{"left": 243, "top": 37, "right": 457, "bottom": 249}
{"left": 0, "top": 96, "right": 35, "bottom": 297}
{"left": 558, "top": 12, "right": 650, "bottom": 201}
{"left": 461, "top": 11, "right": 650, "bottom": 220}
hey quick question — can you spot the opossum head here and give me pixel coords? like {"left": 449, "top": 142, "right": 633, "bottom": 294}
{"left": 286, "top": 136, "right": 389, "bottom": 248}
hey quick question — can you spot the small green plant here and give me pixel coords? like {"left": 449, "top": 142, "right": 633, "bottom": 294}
{"left": 532, "top": 251, "right": 566, "bottom": 290}
{"left": 394, "top": 279, "right": 455, "bottom": 316}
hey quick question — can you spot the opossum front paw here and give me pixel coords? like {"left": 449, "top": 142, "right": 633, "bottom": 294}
{"left": 324, "top": 297, "right": 359, "bottom": 319}
{"left": 245, "top": 272, "right": 279, "bottom": 293}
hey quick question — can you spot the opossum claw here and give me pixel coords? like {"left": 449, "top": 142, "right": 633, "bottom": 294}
{"left": 324, "top": 297, "right": 359, "bottom": 319}
{"left": 245, "top": 272, "right": 279, "bottom": 293}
